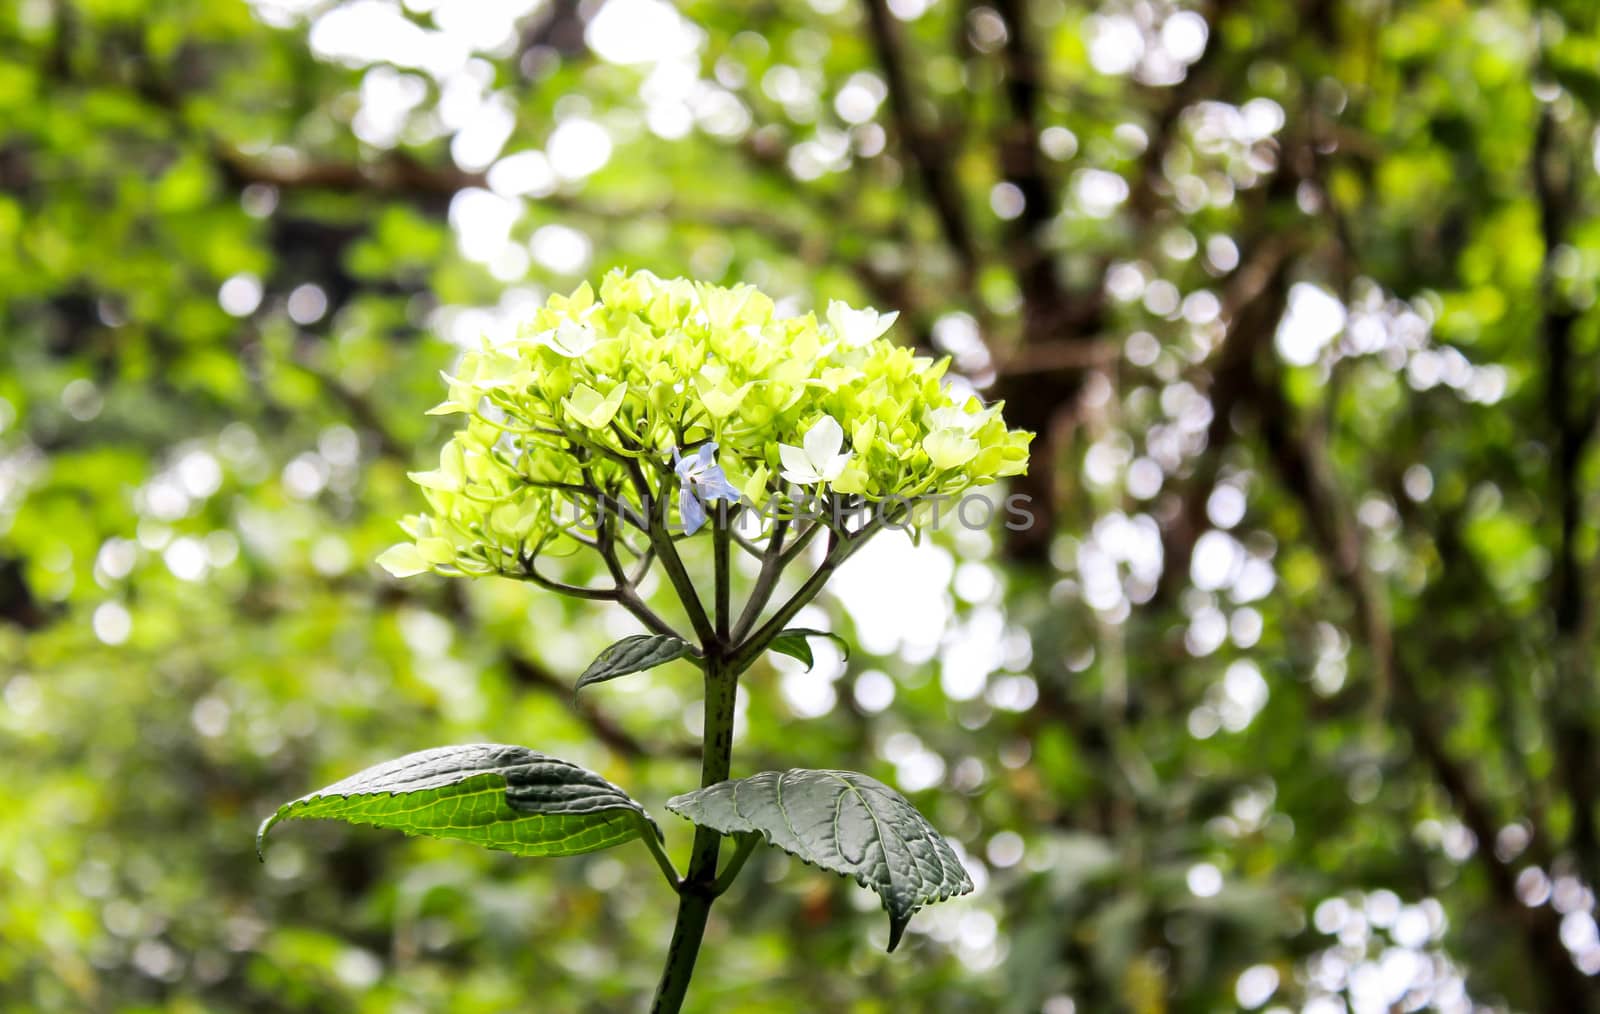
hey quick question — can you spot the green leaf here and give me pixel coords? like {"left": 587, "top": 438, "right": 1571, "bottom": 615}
{"left": 767, "top": 628, "right": 849, "bottom": 671}
{"left": 257, "top": 744, "right": 659, "bottom": 860}
{"left": 667, "top": 769, "right": 972, "bottom": 950}
{"left": 575, "top": 633, "right": 696, "bottom": 694}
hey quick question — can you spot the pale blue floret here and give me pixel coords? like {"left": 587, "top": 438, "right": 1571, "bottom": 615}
{"left": 672, "top": 443, "right": 743, "bottom": 535}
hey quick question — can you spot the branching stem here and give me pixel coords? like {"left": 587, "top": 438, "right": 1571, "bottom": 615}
{"left": 648, "top": 507, "right": 901, "bottom": 1012}
{"left": 731, "top": 519, "right": 788, "bottom": 641}
{"left": 711, "top": 833, "right": 759, "bottom": 896}
{"left": 640, "top": 823, "right": 683, "bottom": 890}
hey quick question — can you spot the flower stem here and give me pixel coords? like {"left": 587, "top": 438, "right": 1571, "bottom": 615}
{"left": 727, "top": 517, "right": 884, "bottom": 673}
{"left": 714, "top": 511, "right": 731, "bottom": 643}
{"left": 711, "top": 833, "right": 759, "bottom": 896}
{"left": 629, "top": 458, "right": 716, "bottom": 645}
{"left": 650, "top": 655, "right": 738, "bottom": 1014}
{"left": 731, "top": 519, "right": 789, "bottom": 641}
{"left": 650, "top": 507, "right": 891, "bottom": 1010}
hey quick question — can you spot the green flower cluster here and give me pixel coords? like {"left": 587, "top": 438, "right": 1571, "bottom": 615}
{"left": 378, "top": 270, "right": 1031, "bottom": 579}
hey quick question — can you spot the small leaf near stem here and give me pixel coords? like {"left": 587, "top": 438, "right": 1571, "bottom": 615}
{"left": 575, "top": 634, "right": 698, "bottom": 695}
{"left": 767, "top": 628, "right": 851, "bottom": 671}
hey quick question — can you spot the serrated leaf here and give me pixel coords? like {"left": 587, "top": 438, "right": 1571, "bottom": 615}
{"left": 667, "top": 769, "right": 971, "bottom": 950}
{"left": 767, "top": 628, "right": 850, "bottom": 671}
{"left": 575, "top": 633, "right": 695, "bottom": 694}
{"left": 257, "top": 744, "right": 659, "bottom": 861}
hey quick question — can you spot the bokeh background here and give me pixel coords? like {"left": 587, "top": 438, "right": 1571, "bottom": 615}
{"left": 5, "top": 0, "right": 1600, "bottom": 1011}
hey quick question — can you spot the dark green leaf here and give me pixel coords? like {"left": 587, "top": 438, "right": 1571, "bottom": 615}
{"left": 575, "top": 633, "right": 695, "bottom": 693}
{"left": 257, "top": 744, "right": 659, "bottom": 860}
{"left": 767, "top": 628, "right": 849, "bottom": 671}
{"left": 667, "top": 769, "right": 971, "bottom": 950}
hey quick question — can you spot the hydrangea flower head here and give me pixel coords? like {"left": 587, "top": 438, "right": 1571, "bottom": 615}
{"left": 378, "top": 270, "right": 1032, "bottom": 580}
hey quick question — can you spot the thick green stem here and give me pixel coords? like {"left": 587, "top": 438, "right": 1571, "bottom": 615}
{"left": 650, "top": 657, "right": 739, "bottom": 1014}
{"left": 649, "top": 510, "right": 896, "bottom": 1010}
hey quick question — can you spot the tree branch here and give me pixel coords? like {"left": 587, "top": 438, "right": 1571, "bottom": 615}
{"left": 1254, "top": 354, "right": 1597, "bottom": 1012}
{"left": 1156, "top": 232, "right": 1294, "bottom": 601}
{"left": 862, "top": 0, "right": 979, "bottom": 283}
{"left": 215, "top": 146, "right": 484, "bottom": 211}
{"left": 1531, "top": 97, "right": 1600, "bottom": 884}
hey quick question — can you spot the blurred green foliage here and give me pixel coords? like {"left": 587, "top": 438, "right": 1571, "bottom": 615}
{"left": 6, "top": 0, "right": 1600, "bottom": 1011}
